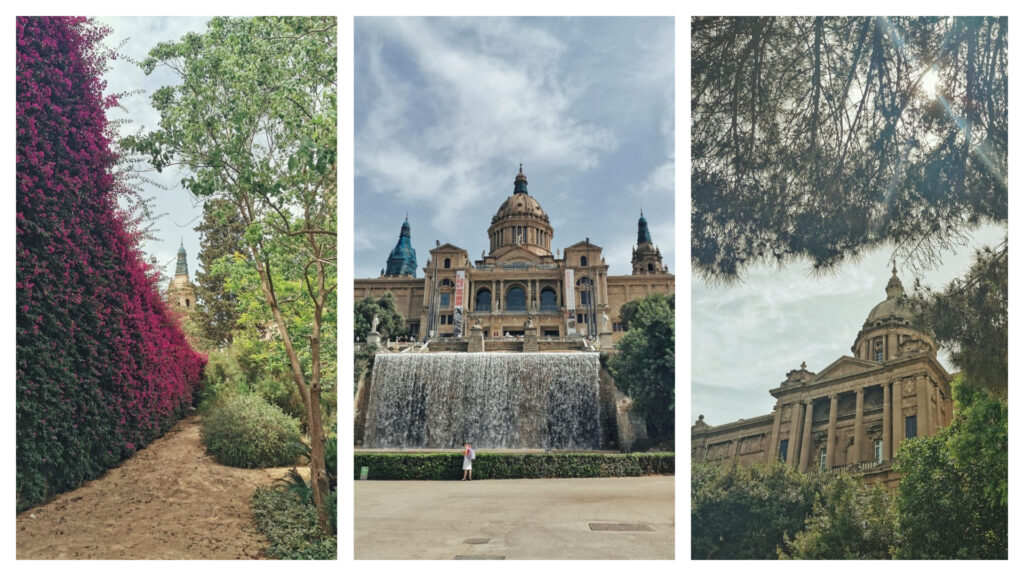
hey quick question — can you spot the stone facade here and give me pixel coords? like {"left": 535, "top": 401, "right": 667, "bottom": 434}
{"left": 354, "top": 165, "right": 675, "bottom": 344}
{"left": 691, "top": 269, "right": 954, "bottom": 486}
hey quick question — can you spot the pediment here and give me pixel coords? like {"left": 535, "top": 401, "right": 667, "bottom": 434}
{"left": 808, "top": 356, "right": 879, "bottom": 384}
{"left": 432, "top": 242, "right": 466, "bottom": 254}
{"left": 564, "top": 240, "right": 604, "bottom": 252}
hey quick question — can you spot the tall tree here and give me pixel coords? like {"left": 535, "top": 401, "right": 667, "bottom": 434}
{"left": 190, "top": 197, "right": 246, "bottom": 348}
{"left": 128, "top": 16, "right": 337, "bottom": 530}
{"left": 607, "top": 293, "right": 674, "bottom": 439}
{"left": 692, "top": 17, "right": 1006, "bottom": 279}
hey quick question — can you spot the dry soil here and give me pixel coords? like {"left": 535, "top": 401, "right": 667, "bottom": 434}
{"left": 16, "top": 415, "right": 301, "bottom": 559}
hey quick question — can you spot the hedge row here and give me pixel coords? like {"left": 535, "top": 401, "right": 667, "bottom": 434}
{"left": 354, "top": 452, "right": 675, "bottom": 480}
{"left": 16, "top": 17, "right": 206, "bottom": 511}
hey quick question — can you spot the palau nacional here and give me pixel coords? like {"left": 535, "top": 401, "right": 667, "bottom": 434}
{"left": 691, "top": 268, "right": 954, "bottom": 487}
{"left": 354, "top": 165, "right": 674, "bottom": 348}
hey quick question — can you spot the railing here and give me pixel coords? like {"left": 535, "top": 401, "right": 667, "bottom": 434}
{"left": 828, "top": 459, "right": 889, "bottom": 474}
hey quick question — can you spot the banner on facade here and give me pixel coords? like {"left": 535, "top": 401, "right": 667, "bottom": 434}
{"left": 564, "top": 268, "right": 577, "bottom": 336}
{"left": 453, "top": 270, "right": 466, "bottom": 337}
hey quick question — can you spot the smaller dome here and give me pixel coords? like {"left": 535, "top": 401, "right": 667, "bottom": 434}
{"left": 865, "top": 267, "right": 909, "bottom": 325}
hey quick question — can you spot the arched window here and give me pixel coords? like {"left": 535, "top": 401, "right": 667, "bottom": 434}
{"left": 648, "top": 263, "right": 654, "bottom": 272}
{"left": 506, "top": 286, "right": 526, "bottom": 311}
{"left": 443, "top": 257, "right": 451, "bottom": 269}
{"left": 185, "top": 298, "right": 190, "bottom": 308}
{"left": 580, "top": 255, "right": 588, "bottom": 267}
{"left": 475, "top": 289, "right": 492, "bottom": 311}
{"left": 540, "top": 288, "right": 557, "bottom": 311}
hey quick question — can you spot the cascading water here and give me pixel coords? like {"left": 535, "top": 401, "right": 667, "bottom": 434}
{"left": 363, "top": 352, "right": 602, "bottom": 450}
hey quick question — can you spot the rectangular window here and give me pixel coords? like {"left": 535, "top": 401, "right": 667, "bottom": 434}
{"left": 874, "top": 439, "right": 883, "bottom": 463}
{"left": 819, "top": 448, "right": 827, "bottom": 471}
{"left": 905, "top": 415, "right": 917, "bottom": 439}
{"left": 440, "top": 293, "right": 450, "bottom": 308}
{"left": 580, "top": 291, "right": 590, "bottom": 305}
{"left": 873, "top": 338, "right": 884, "bottom": 362}
{"left": 613, "top": 322, "right": 624, "bottom": 332}
{"left": 440, "top": 315, "right": 447, "bottom": 325}
{"left": 779, "top": 439, "right": 789, "bottom": 462}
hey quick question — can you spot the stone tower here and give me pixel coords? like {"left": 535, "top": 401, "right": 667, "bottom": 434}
{"left": 384, "top": 217, "right": 418, "bottom": 277}
{"left": 167, "top": 241, "right": 196, "bottom": 319}
{"left": 631, "top": 211, "right": 667, "bottom": 275}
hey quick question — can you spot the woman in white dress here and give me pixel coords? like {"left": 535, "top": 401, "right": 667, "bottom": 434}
{"left": 461, "top": 443, "right": 474, "bottom": 481}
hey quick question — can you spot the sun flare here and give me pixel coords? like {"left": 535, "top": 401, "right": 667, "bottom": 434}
{"left": 922, "top": 69, "right": 941, "bottom": 99}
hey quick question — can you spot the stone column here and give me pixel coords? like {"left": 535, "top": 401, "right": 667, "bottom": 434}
{"left": 892, "top": 378, "right": 905, "bottom": 456}
{"left": 799, "top": 399, "right": 814, "bottom": 472}
{"left": 826, "top": 394, "right": 838, "bottom": 469}
{"left": 853, "top": 387, "right": 865, "bottom": 464}
{"left": 768, "top": 403, "right": 783, "bottom": 463}
{"left": 786, "top": 402, "right": 802, "bottom": 468}
{"left": 882, "top": 381, "right": 892, "bottom": 462}
{"left": 917, "top": 374, "right": 931, "bottom": 438}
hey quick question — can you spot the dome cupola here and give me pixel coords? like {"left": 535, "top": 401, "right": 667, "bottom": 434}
{"left": 487, "top": 164, "right": 554, "bottom": 258}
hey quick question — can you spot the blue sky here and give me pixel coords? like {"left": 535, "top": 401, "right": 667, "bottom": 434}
{"left": 354, "top": 17, "right": 675, "bottom": 279}
{"left": 691, "top": 223, "right": 1007, "bottom": 426}
{"left": 96, "top": 16, "right": 210, "bottom": 282}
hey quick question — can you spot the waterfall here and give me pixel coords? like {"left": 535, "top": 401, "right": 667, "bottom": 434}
{"left": 363, "top": 352, "right": 603, "bottom": 450}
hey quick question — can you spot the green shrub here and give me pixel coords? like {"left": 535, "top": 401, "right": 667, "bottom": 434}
{"left": 252, "top": 486, "right": 337, "bottom": 559}
{"left": 353, "top": 452, "right": 674, "bottom": 480}
{"left": 196, "top": 348, "right": 249, "bottom": 412}
{"left": 201, "top": 395, "right": 305, "bottom": 468}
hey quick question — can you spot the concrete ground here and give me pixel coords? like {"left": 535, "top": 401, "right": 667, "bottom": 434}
{"left": 354, "top": 476, "right": 674, "bottom": 560}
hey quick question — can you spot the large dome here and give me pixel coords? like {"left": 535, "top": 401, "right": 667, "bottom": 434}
{"left": 491, "top": 165, "right": 549, "bottom": 224}
{"left": 486, "top": 165, "right": 554, "bottom": 258}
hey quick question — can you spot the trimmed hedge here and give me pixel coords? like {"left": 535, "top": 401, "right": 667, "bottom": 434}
{"left": 16, "top": 17, "right": 206, "bottom": 511}
{"left": 201, "top": 395, "right": 304, "bottom": 468}
{"left": 251, "top": 487, "right": 337, "bottom": 559}
{"left": 354, "top": 452, "right": 674, "bottom": 480}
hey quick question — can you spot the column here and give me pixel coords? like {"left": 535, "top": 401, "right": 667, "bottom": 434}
{"left": 826, "top": 394, "right": 838, "bottom": 469}
{"left": 768, "top": 403, "right": 783, "bottom": 463}
{"left": 853, "top": 388, "right": 865, "bottom": 464}
{"left": 892, "top": 379, "right": 904, "bottom": 456}
{"left": 882, "top": 381, "right": 892, "bottom": 462}
{"left": 526, "top": 279, "right": 532, "bottom": 312}
{"left": 786, "top": 402, "right": 802, "bottom": 468}
{"left": 917, "top": 374, "right": 931, "bottom": 437}
{"left": 799, "top": 399, "right": 814, "bottom": 472}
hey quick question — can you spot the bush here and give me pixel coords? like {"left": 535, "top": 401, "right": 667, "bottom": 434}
{"left": 16, "top": 17, "right": 206, "bottom": 511}
{"left": 201, "top": 395, "right": 304, "bottom": 468}
{"left": 251, "top": 486, "right": 336, "bottom": 559}
{"left": 353, "top": 452, "right": 674, "bottom": 480}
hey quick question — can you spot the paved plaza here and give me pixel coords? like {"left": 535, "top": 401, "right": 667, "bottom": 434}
{"left": 354, "top": 476, "right": 674, "bottom": 560}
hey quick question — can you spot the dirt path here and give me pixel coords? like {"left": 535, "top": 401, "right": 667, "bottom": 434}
{"left": 16, "top": 415, "right": 300, "bottom": 559}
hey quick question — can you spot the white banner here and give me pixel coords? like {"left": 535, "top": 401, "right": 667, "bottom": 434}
{"left": 564, "top": 269, "right": 577, "bottom": 336}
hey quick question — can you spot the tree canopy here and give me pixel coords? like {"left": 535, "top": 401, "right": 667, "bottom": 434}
{"left": 893, "top": 375, "right": 1007, "bottom": 559}
{"left": 692, "top": 17, "right": 1007, "bottom": 279}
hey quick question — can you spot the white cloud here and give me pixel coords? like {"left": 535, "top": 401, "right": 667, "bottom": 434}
{"left": 356, "top": 18, "right": 619, "bottom": 230}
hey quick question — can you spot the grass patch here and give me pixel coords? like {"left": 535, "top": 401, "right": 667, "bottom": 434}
{"left": 354, "top": 452, "right": 674, "bottom": 480}
{"left": 251, "top": 486, "right": 337, "bottom": 559}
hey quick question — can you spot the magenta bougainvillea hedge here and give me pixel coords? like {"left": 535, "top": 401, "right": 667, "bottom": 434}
{"left": 16, "top": 17, "right": 206, "bottom": 511}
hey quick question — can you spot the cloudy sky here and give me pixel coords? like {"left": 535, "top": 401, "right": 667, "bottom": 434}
{"left": 691, "top": 223, "right": 1007, "bottom": 426}
{"left": 354, "top": 17, "right": 675, "bottom": 279}
{"left": 96, "top": 16, "right": 210, "bottom": 281}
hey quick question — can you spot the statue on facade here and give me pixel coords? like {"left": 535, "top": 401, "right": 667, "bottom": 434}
{"left": 371, "top": 314, "right": 380, "bottom": 333}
